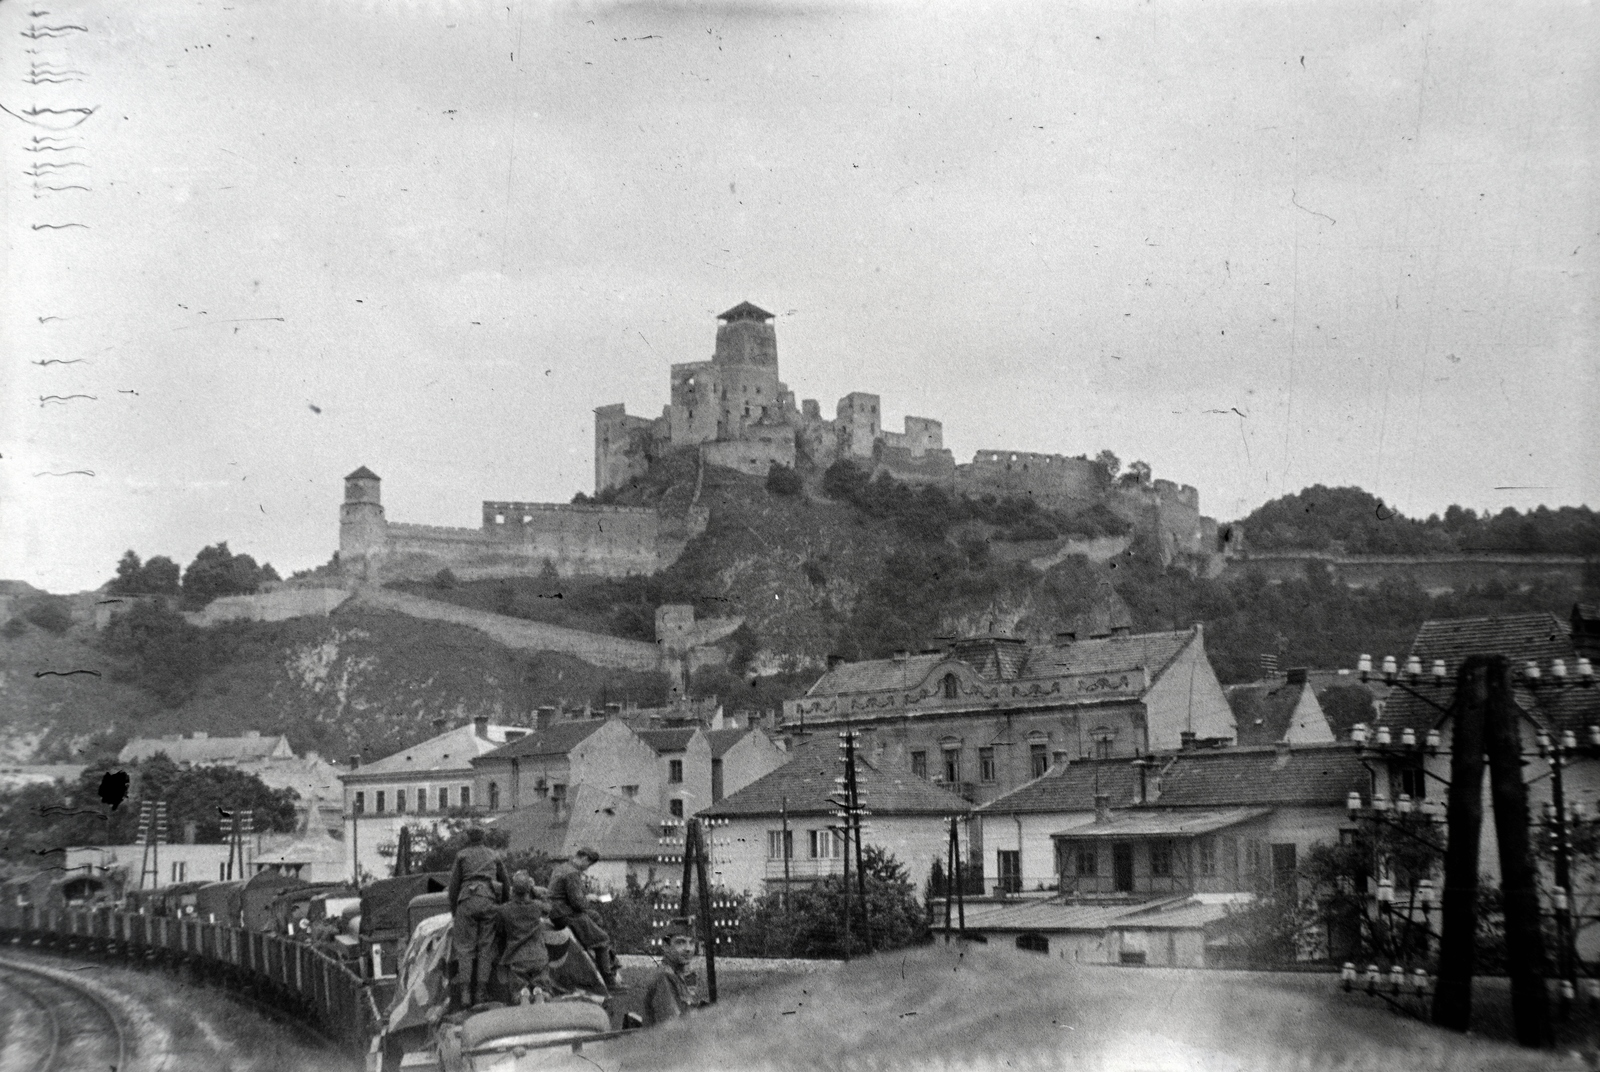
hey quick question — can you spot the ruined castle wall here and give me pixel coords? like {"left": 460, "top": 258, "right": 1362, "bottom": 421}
{"left": 481, "top": 502, "right": 661, "bottom": 575}
{"left": 954, "top": 451, "right": 1104, "bottom": 506}
{"left": 594, "top": 404, "right": 655, "bottom": 494}
{"left": 700, "top": 429, "right": 795, "bottom": 478}
{"left": 872, "top": 443, "right": 957, "bottom": 485}
{"left": 184, "top": 587, "right": 353, "bottom": 627}
{"left": 669, "top": 362, "right": 721, "bottom": 445}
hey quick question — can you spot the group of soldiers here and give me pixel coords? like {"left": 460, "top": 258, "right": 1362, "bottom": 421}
{"left": 446, "top": 827, "right": 702, "bottom": 1026}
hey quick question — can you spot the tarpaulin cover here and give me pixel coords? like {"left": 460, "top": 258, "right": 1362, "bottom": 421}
{"left": 359, "top": 872, "right": 448, "bottom": 946}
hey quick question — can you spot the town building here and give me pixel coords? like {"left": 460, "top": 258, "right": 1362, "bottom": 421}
{"left": 484, "top": 784, "right": 664, "bottom": 891}
{"left": 781, "top": 623, "right": 1234, "bottom": 812}
{"left": 339, "top": 716, "right": 525, "bottom": 881}
{"left": 119, "top": 729, "right": 345, "bottom": 833}
{"left": 698, "top": 736, "right": 971, "bottom": 896}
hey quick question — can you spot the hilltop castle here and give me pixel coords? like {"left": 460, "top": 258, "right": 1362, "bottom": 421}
{"left": 597, "top": 302, "right": 1218, "bottom": 562}
{"left": 340, "top": 301, "right": 1218, "bottom": 584}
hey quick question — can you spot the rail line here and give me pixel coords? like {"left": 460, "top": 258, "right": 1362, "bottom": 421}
{"left": 0, "top": 954, "right": 129, "bottom": 1072}
{"left": 0, "top": 964, "right": 63, "bottom": 1071}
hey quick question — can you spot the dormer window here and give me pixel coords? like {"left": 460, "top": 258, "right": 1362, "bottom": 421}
{"left": 942, "top": 674, "right": 960, "bottom": 699}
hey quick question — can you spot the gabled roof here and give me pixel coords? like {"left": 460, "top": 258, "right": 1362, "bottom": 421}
{"left": 474, "top": 720, "right": 606, "bottom": 762}
{"left": 1152, "top": 745, "right": 1370, "bottom": 808}
{"left": 976, "top": 759, "right": 1143, "bottom": 815}
{"left": 1379, "top": 612, "right": 1600, "bottom": 734}
{"left": 707, "top": 728, "right": 751, "bottom": 758}
{"left": 345, "top": 723, "right": 520, "bottom": 778}
{"left": 120, "top": 733, "right": 294, "bottom": 766}
{"left": 701, "top": 736, "right": 971, "bottom": 819}
{"left": 802, "top": 628, "right": 1198, "bottom": 700}
{"left": 1052, "top": 806, "right": 1271, "bottom": 839}
{"left": 717, "top": 301, "right": 774, "bottom": 322}
{"left": 345, "top": 466, "right": 380, "bottom": 481}
{"left": 636, "top": 728, "right": 698, "bottom": 754}
{"left": 485, "top": 785, "right": 661, "bottom": 862}
{"left": 1228, "top": 680, "right": 1333, "bottom": 746}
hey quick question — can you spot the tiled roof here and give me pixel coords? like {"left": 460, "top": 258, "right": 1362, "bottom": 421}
{"left": 1114, "top": 897, "right": 1245, "bottom": 931}
{"left": 976, "top": 760, "right": 1143, "bottom": 815}
{"left": 946, "top": 899, "right": 1157, "bottom": 933}
{"left": 803, "top": 629, "right": 1197, "bottom": 699}
{"left": 485, "top": 785, "right": 660, "bottom": 862}
{"left": 1052, "top": 806, "right": 1271, "bottom": 839}
{"left": 119, "top": 734, "right": 292, "bottom": 766}
{"left": 1379, "top": 613, "right": 1600, "bottom": 734}
{"left": 1152, "top": 745, "right": 1370, "bottom": 808}
{"left": 347, "top": 723, "right": 520, "bottom": 778}
{"left": 706, "top": 728, "right": 749, "bottom": 758}
{"left": 637, "top": 728, "right": 698, "bottom": 754}
{"left": 474, "top": 720, "right": 605, "bottom": 762}
{"left": 1227, "top": 683, "right": 1309, "bottom": 746}
{"left": 701, "top": 736, "right": 971, "bottom": 819}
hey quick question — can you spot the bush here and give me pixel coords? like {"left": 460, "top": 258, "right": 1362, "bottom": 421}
{"left": 3, "top": 617, "right": 27, "bottom": 639}
{"left": 22, "top": 596, "right": 73, "bottom": 635}
{"left": 433, "top": 568, "right": 458, "bottom": 590}
{"left": 734, "top": 847, "right": 930, "bottom": 958}
{"left": 765, "top": 463, "right": 803, "bottom": 497}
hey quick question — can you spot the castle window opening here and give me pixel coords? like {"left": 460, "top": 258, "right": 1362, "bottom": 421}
{"left": 495, "top": 514, "right": 505, "bottom": 524}
{"left": 523, "top": 515, "right": 532, "bottom": 523}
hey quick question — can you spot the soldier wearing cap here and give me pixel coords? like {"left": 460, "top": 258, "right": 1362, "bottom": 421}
{"left": 447, "top": 825, "right": 509, "bottom": 1010}
{"left": 495, "top": 871, "right": 554, "bottom": 1003}
{"left": 548, "top": 847, "right": 622, "bottom": 989}
{"left": 641, "top": 917, "right": 702, "bottom": 1026}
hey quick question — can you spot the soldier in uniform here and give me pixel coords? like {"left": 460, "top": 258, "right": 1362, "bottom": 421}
{"left": 547, "top": 847, "right": 622, "bottom": 990}
{"left": 494, "top": 871, "right": 554, "bottom": 1004}
{"left": 446, "top": 825, "right": 509, "bottom": 1010}
{"left": 641, "top": 918, "right": 702, "bottom": 1026}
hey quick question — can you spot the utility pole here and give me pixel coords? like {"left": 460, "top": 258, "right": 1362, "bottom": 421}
{"left": 1432, "top": 659, "right": 1488, "bottom": 1032}
{"left": 676, "top": 817, "right": 718, "bottom": 1003}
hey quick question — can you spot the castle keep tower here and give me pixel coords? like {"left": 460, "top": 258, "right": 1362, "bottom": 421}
{"left": 339, "top": 466, "right": 388, "bottom": 574}
{"left": 712, "top": 300, "right": 778, "bottom": 368}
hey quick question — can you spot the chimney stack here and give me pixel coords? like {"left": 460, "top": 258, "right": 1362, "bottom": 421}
{"left": 1051, "top": 748, "right": 1070, "bottom": 771}
{"left": 1054, "top": 630, "right": 1077, "bottom": 647}
{"left": 348, "top": 754, "right": 359, "bottom": 769}
{"left": 473, "top": 716, "right": 490, "bottom": 739}
{"left": 1286, "top": 667, "right": 1308, "bottom": 686}
{"left": 826, "top": 654, "right": 846, "bottom": 671}
{"left": 1179, "top": 731, "right": 1197, "bottom": 751}
{"left": 1094, "top": 792, "right": 1112, "bottom": 823}
{"left": 432, "top": 717, "right": 447, "bottom": 734}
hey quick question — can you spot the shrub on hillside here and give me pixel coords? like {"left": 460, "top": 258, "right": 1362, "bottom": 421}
{"left": 734, "top": 847, "right": 929, "bottom": 958}
{"left": 2, "top": 617, "right": 26, "bottom": 639}
{"left": 181, "top": 542, "right": 279, "bottom": 609}
{"left": 22, "top": 596, "right": 73, "bottom": 635}
{"left": 108, "top": 550, "right": 182, "bottom": 596}
{"left": 766, "top": 463, "right": 803, "bottom": 496}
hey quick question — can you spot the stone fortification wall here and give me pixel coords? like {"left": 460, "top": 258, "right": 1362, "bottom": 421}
{"left": 1105, "top": 481, "right": 1205, "bottom": 560}
{"left": 700, "top": 428, "right": 795, "bottom": 478}
{"left": 594, "top": 404, "right": 655, "bottom": 495}
{"left": 954, "top": 450, "right": 1105, "bottom": 506}
{"left": 351, "top": 587, "right": 664, "bottom": 671}
{"left": 183, "top": 587, "right": 352, "bottom": 627}
{"left": 872, "top": 442, "right": 957, "bottom": 485}
{"left": 1221, "top": 551, "right": 1595, "bottom": 595}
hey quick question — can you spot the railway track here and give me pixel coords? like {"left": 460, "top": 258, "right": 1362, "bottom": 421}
{"left": 0, "top": 954, "right": 131, "bottom": 1072}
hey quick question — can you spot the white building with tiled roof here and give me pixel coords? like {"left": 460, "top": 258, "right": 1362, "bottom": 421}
{"left": 783, "top": 626, "right": 1233, "bottom": 810}
{"left": 120, "top": 731, "right": 295, "bottom": 766}
{"left": 341, "top": 716, "right": 526, "bottom": 881}
{"left": 700, "top": 735, "right": 971, "bottom": 895}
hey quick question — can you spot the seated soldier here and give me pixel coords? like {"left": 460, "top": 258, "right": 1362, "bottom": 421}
{"left": 540, "top": 926, "right": 611, "bottom": 1000}
{"left": 494, "top": 872, "right": 554, "bottom": 1004}
{"left": 641, "top": 918, "right": 703, "bottom": 1026}
{"left": 548, "top": 847, "right": 622, "bottom": 990}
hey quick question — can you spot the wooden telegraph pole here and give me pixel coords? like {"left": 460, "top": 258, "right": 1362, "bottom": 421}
{"left": 677, "top": 817, "right": 718, "bottom": 1003}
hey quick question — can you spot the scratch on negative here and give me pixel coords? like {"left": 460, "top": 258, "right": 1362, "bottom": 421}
{"left": 1290, "top": 190, "right": 1335, "bottom": 225}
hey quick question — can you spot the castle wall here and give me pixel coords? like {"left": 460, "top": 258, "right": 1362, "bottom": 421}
{"left": 183, "top": 587, "right": 352, "bottom": 627}
{"left": 700, "top": 428, "right": 795, "bottom": 479}
{"left": 1219, "top": 551, "right": 1595, "bottom": 595}
{"left": 836, "top": 393, "right": 880, "bottom": 458}
{"left": 669, "top": 362, "right": 722, "bottom": 445}
{"left": 594, "top": 404, "right": 655, "bottom": 496}
{"left": 954, "top": 451, "right": 1105, "bottom": 507}
{"left": 872, "top": 442, "right": 957, "bottom": 485}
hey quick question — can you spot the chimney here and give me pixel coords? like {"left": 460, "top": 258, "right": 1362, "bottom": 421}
{"left": 536, "top": 706, "right": 556, "bottom": 729}
{"left": 1286, "top": 667, "right": 1308, "bottom": 686}
{"left": 826, "top": 654, "right": 846, "bottom": 671}
{"left": 892, "top": 650, "right": 910, "bottom": 662}
{"left": 1179, "top": 731, "right": 1197, "bottom": 751}
{"left": 1094, "top": 792, "right": 1112, "bottom": 823}
{"left": 432, "top": 717, "right": 447, "bottom": 734}
{"left": 348, "top": 754, "right": 359, "bottom": 769}
{"left": 473, "top": 716, "right": 490, "bottom": 739}
{"left": 1050, "top": 748, "right": 1071, "bottom": 771}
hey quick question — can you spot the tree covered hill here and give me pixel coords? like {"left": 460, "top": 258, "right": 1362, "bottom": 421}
{"left": 1235, "top": 486, "right": 1600, "bottom": 555}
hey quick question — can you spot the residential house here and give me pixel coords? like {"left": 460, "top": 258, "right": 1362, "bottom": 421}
{"left": 119, "top": 730, "right": 296, "bottom": 767}
{"left": 707, "top": 725, "right": 786, "bottom": 804}
{"left": 636, "top": 727, "right": 712, "bottom": 820}
{"left": 340, "top": 716, "right": 526, "bottom": 880}
{"left": 699, "top": 736, "right": 971, "bottom": 896}
{"left": 1228, "top": 668, "right": 1381, "bottom": 747}
{"left": 485, "top": 784, "right": 664, "bottom": 890}
{"left": 782, "top": 624, "right": 1234, "bottom": 817}
{"left": 471, "top": 718, "right": 642, "bottom": 816}
{"left": 1370, "top": 607, "right": 1600, "bottom": 957}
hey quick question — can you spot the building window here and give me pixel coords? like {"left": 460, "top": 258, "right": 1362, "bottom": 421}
{"left": 551, "top": 783, "right": 566, "bottom": 805}
{"left": 942, "top": 673, "right": 960, "bottom": 699}
{"left": 1198, "top": 837, "right": 1217, "bottom": 877}
{"left": 171, "top": 861, "right": 187, "bottom": 883}
{"left": 911, "top": 751, "right": 927, "bottom": 779}
{"left": 1150, "top": 840, "right": 1174, "bottom": 878}
{"left": 396, "top": 790, "right": 407, "bottom": 814}
{"left": 669, "top": 759, "right": 684, "bottom": 784}
{"left": 622, "top": 785, "right": 639, "bottom": 800}
{"left": 808, "top": 829, "right": 839, "bottom": 859}
{"left": 669, "top": 799, "right": 684, "bottom": 818}
{"left": 1092, "top": 727, "right": 1116, "bottom": 760}
{"left": 1074, "top": 845, "right": 1097, "bottom": 877}
{"left": 488, "top": 782, "right": 499, "bottom": 810}
{"left": 354, "top": 791, "right": 365, "bottom": 815}
{"left": 997, "top": 850, "right": 1021, "bottom": 893}
{"left": 460, "top": 786, "right": 471, "bottom": 809}
{"left": 767, "top": 830, "right": 793, "bottom": 860}
{"left": 943, "top": 747, "right": 961, "bottom": 784}
{"left": 1399, "top": 765, "right": 1426, "bottom": 801}
{"left": 375, "top": 791, "right": 386, "bottom": 814}
{"left": 438, "top": 787, "right": 449, "bottom": 812}
{"left": 978, "top": 747, "right": 996, "bottom": 783}
{"left": 1030, "top": 743, "right": 1049, "bottom": 779}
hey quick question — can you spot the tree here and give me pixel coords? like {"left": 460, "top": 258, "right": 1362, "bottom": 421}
{"left": 734, "top": 846, "right": 930, "bottom": 958}
{"left": 1095, "top": 450, "right": 1121, "bottom": 481}
{"left": 181, "top": 542, "right": 275, "bottom": 609}
{"left": 21, "top": 595, "right": 73, "bottom": 635}
{"left": 109, "top": 551, "right": 181, "bottom": 596}
{"left": 1118, "top": 460, "right": 1152, "bottom": 488}
{"left": 766, "top": 463, "right": 803, "bottom": 497}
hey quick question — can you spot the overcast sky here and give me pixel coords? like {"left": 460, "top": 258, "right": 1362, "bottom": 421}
{"left": 3, "top": 0, "right": 1595, "bottom": 593}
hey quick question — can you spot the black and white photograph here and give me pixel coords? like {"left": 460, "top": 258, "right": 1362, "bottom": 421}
{"left": 1, "top": 1, "right": 1596, "bottom": 1069}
